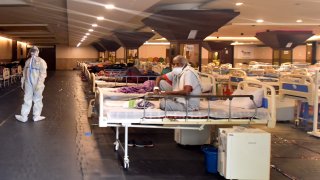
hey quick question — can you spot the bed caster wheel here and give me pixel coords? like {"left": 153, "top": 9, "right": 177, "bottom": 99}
{"left": 123, "top": 158, "right": 129, "bottom": 169}
{"left": 113, "top": 142, "right": 119, "bottom": 151}
{"left": 123, "top": 162, "right": 129, "bottom": 169}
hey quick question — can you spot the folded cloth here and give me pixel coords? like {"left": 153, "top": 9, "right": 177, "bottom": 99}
{"left": 135, "top": 99, "right": 155, "bottom": 109}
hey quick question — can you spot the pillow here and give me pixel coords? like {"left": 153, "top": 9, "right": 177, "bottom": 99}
{"left": 223, "top": 87, "right": 264, "bottom": 109}
{"left": 243, "top": 87, "right": 264, "bottom": 107}
{"left": 201, "top": 82, "right": 213, "bottom": 93}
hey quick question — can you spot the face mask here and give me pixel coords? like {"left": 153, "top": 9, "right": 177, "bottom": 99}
{"left": 172, "top": 67, "right": 183, "bottom": 75}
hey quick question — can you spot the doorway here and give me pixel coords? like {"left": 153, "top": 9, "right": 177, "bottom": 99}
{"left": 38, "top": 46, "right": 56, "bottom": 71}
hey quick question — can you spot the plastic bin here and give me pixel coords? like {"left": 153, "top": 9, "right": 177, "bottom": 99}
{"left": 202, "top": 146, "right": 218, "bottom": 173}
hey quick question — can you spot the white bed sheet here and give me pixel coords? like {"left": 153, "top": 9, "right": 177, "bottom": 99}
{"left": 96, "top": 80, "right": 138, "bottom": 88}
{"left": 100, "top": 88, "right": 146, "bottom": 100}
{"left": 102, "top": 100, "right": 270, "bottom": 123}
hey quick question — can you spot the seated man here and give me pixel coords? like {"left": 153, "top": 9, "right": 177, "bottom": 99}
{"left": 153, "top": 55, "right": 201, "bottom": 111}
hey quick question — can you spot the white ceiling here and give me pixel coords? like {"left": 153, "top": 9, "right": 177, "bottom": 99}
{"left": 0, "top": 0, "right": 319, "bottom": 46}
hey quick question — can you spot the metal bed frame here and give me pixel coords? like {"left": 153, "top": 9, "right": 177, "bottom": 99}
{"left": 98, "top": 80, "right": 276, "bottom": 169}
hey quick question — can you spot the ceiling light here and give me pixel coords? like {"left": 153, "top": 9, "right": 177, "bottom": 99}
{"left": 97, "top": 16, "right": 104, "bottom": 20}
{"left": 144, "top": 41, "right": 170, "bottom": 45}
{"left": 85, "top": 33, "right": 90, "bottom": 36}
{"left": 256, "top": 19, "right": 264, "bottom": 23}
{"left": 77, "top": 43, "right": 81, "bottom": 47}
{"left": 188, "top": 30, "right": 198, "bottom": 39}
{"left": 286, "top": 42, "right": 293, "bottom": 48}
{"left": 151, "top": 29, "right": 155, "bottom": 32}
{"left": 88, "top": 29, "right": 93, "bottom": 32}
{"left": 80, "top": 39, "right": 84, "bottom": 42}
{"left": 105, "top": 4, "right": 115, "bottom": 9}
{"left": 83, "top": 36, "right": 87, "bottom": 38}
{"left": 92, "top": 24, "right": 98, "bottom": 27}
{"left": 235, "top": 2, "right": 243, "bottom": 6}
{"left": 296, "top": 19, "right": 303, "bottom": 23}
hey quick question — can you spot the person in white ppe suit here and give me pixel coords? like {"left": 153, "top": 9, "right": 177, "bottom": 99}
{"left": 15, "top": 46, "right": 47, "bottom": 122}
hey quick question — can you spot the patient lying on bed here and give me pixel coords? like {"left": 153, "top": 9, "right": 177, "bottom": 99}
{"left": 153, "top": 55, "right": 202, "bottom": 111}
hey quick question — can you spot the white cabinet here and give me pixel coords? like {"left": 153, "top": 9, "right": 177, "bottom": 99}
{"left": 218, "top": 127, "right": 271, "bottom": 180}
{"left": 174, "top": 125, "right": 211, "bottom": 145}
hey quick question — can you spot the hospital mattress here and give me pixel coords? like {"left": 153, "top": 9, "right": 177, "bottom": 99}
{"left": 102, "top": 100, "right": 270, "bottom": 124}
{"left": 99, "top": 88, "right": 146, "bottom": 100}
{"left": 95, "top": 80, "right": 138, "bottom": 88}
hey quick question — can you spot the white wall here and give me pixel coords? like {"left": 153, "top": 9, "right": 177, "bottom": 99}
{"left": 0, "top": 37, "right": 12, "bottom": 61}
{"left": 254, "top": 47, "right": 273, "bottom": 60}
{"left": 115, "top": 45, "right": 169, "bottom": 60}
{"left": 56, "top": 45, "right": 98, "bottom": 69}
{"left": 317, "top": 43, "right": 320, "bottom": 62}
{"left": 293, "top": 45, "right": 306, "bottom": 62}
{"left": 56, "top": 45, "right": 98, "bottom": 58}
{"left": 234, "top": 45, "right": 255, "bottom": 60}
{"left": 116, "top": 47, "right": 124, "bottom": 59}
{"left": 201, "top": 47, "right": 209, "bottom": 65}
{"left": 139, "top": 45, "right": 168, "bottom": 58}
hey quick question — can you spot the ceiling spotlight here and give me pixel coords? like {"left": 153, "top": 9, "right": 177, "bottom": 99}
{"left": 256, "top": 19, "right": 264, "bottom": 23}
{"left": 85, "top": 33, "right": 90, "bottom": 36}
{"left": 235, "top": 2, "right": 243, "bottom": 6}
{"left": 88, "top": 29, "right": 93, "bottom": 32}
{"left": 80, "top": 39, "right": 84, "bottom": 42}
{"left": 97, "top": 16, "right": 104, "bottom": 20}
{"left": 296, "top": 19, "right": 303, "bottom": 23}
{"left": 83, "top": 36, "right": 87, "bottom": 38}
{"left": 105, "top": 4, "right": 115, "bottom": 9}
{"left": 92, "top": 24, "right": 98, "bottom": 27}
{"left": 151, "top": 29, "right": 155, "bottom": 32}
{"left": 77, "top": 43, "right": 81, "bottom": 47}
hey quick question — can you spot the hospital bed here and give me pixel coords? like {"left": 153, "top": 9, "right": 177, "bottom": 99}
{"left": 91, "top": 72, "right": 153, "bottom": 93}
{"left": 92, "top": 71, "right": 215, "bottom": 94}
{"left": 279, "top": 70, "right": 320, "bottom": 137}
{"left": 98, "top": 80, "right": 276, "bottom": 169}
{"left": 228, "top": 69, "right": 247, "bottom": 89}
{"left": 89, "top": 72, "right": 216, "bottom": 116}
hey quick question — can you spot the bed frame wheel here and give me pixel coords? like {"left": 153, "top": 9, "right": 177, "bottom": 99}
{"left": 113, "top": 142, "right": 119, "bottom": 151}
{"left": 123, "top": 159, "right": 129, "bottom": 169}
{"left": 87, "top": 99, "right": 95, "bottom": 118}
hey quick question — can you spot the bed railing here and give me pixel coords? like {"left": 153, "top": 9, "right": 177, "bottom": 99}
{"left": 141, "top": 94, "right": 257, "bottom": 122}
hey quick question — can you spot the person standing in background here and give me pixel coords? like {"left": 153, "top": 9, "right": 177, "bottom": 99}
{"left": 15, "top": 46, "right": 47, "bottom": 122}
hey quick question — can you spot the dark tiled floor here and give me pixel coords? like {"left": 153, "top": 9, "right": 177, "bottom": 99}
{"left": 0, "top": 71, "right": 319, "bottom": 180}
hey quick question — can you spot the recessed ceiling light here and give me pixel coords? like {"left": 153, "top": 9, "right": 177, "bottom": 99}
{"left": 80, "top": 39, "right": 84, "bottom": 42}
{"left": 97, "top": 16, "right": 104, "bottom": 20}
{"left": 83, "top": 36, "right": 87, "bottom": 38}
{"left": 296, "top": 19, "right": 303, "bottom": 23}
{"left": 85, "top": 33, "right": 90, "bottom": 36}
{"left": 92, "top": 24, "right": 98, "bottom": 27}
{"left": 256, "top": 19, "right": 264, "bottom": 23}
{"left": 105, "top": 4, "right": 115, "bottom": 9}
{"left": 77, "top": 43, "right": 81, "bottom": 47}
{"left": 235, "top": 2, "right": 243, "bottom": 6}
{"left": 151, "top": 29, "right": 155, "bottom": 32}
{"left": 88, "top": 29, "right": 94, "bottom": 32}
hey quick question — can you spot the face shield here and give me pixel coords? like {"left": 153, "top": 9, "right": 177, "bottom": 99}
{"left": 29, "top": 46, "right": 40, "bottom": 57}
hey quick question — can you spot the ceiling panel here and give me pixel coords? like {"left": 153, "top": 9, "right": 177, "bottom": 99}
{"left": 0, "top": 0, "right": 318, "bottom": 46}
{"left": 67, "top": 0, "right": 160, "bottom": 46}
